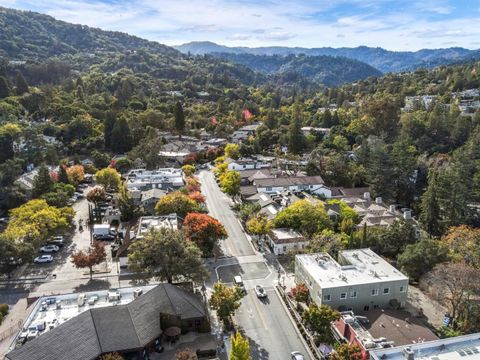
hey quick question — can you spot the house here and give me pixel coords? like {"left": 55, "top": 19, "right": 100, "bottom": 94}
{"left": 226, "top": 157, "right": 272, "bottom": 171}
{"left": 301, "top": 127, "right": 331, "bottom": 137}
{"left": 369, "top": 332, "right": 480, "bottom": 360}
{"left": 126, "top": 168, "right": 184, "bottom": 191}
{"left": 254, "top": 176, "right": 332, "bottom": 198}
{"left": 267, "top": 228, "right": 308, "bottom": 255}
{"left": 159, "top": 150, "right": 190, "bottom": 165}
{"left": 295, "top": 249, "right": 409, "bottom": 313}
{"left": 140, "top": 188, "right": 167, "bottom": 214}
{"left": 333, "top": 310, "right": 438, "bottom": 359}
{"left": 204, "top": 138, "right": 227, "bottom": 147}
{"left": 230, "top": 123, "right": 261, "bottom": 143}
{"left": 135, "top": 215, "right": 179, "bottom": 240}
{"left": 6, "top": 284, "right": 210, "bottom": 360}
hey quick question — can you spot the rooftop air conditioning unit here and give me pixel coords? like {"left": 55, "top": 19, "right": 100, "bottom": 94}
{"left": 403, "top": 347, "right": 415, "bottom": 360}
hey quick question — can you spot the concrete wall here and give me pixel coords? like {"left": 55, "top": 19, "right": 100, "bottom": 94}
{"left": 295, "top": 258, "right": 408, "bottom": 313}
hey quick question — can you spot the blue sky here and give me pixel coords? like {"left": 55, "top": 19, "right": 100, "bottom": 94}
{"left": 1, "top": 0, "right": 479, "bottom": 50}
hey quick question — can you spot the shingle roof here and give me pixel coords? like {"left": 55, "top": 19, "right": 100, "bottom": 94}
{"left": 254, "top": 176, "right": 325, "bottom": 188}
{"left": 6, "top": 284, "right": 206, "bottom": 360}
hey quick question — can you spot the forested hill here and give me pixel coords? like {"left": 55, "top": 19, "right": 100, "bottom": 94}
{"left": 209, "top": 52, "right": 382, "bottom": 87}
{"left": 175, "top": 41, "right": 480, "bottom": 73}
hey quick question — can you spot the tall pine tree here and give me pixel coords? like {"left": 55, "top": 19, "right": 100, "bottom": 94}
{"left": 111, "top": 117, "right": 133, "bottom": 153}
{"left": 15, "top": 71, "right": 29, "bottom": 95}
{"left": 32, "top": 165, "right": 54, "bottom": 197}
{"left": 0, "top": 76, "right": 10, "bottom": 99}
{"left": 288, "top": 103, "right": 305, "bottom": 154}
{"left": 420, "top": 170, "right": 442, "bottom": 237}
{"left": 104, "top": 112, "right": 116, "bottom": 150}
{"left": 58, "top": 165, "right": 70, "bottom": 184}
{"left": 174, "top": 101, "right": 185, "bottom": 136}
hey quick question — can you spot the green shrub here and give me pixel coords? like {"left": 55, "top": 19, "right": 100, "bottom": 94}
{"left": 0, "top": 303, "right": 9, "bottom": 317}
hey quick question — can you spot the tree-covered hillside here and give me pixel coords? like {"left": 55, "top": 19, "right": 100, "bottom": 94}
{"left": 209, "top": 53, "right": 382, "bottom": 87}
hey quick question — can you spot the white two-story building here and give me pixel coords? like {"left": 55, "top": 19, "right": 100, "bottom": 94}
{"left": 295, "top": 249, "right": 409, "bottom": 313}
{"left": 254, "top": 176, "right": 332, "bottom": 198}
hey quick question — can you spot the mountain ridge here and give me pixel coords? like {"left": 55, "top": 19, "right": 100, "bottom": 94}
{"left": 174, "top": 41, "right": 480, "bottom": 73}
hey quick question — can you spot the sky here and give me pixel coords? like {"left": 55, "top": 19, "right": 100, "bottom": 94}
{"left": 1, "top": 0, "right": 479, "bottom": 51}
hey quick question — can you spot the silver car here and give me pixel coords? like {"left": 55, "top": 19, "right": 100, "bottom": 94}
{"left": 40, "top": 245, "right": 60, "bottom": 253}
{"left": 291, "top": 351, "right": 304, "bottom": 360}
{"left": 34, "top": 255, "right": 53, "bottom": 264}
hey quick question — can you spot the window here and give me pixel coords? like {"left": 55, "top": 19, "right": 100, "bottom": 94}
{"left": 350, "top": 290, "right": 357, "bottom": 298}
{"left": 371, "top": 289, "right": 379, "bottom": 296}
{"left": 266, "top": 187, "right": 272, "bottom": 192}
{"left": 383, "top": 288, "right": 390, "bottom": 295}
{"left": 340, "top": 293, "right": 347, "bottom": 299}
{"left": 323, "top": 294, "right": 331, "bottom": 302}
{"left": 400, "top": 285, "right": 406, "bottom": 293}
{"left": 364, "top": 305, "right": 370, "bottom": 311}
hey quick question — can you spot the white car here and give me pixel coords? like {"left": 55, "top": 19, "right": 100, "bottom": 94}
{"left": 34, "top": 255, "right": 53, "bottom": 264}
{"left": 255, "top": 285, "right": 267, "bottom": 298}
{"left": 87, "top": 295, "right": 99, "bottom": 305}
{"left": 291, "top": 351, "right": 304, "bottom": 360}
{"left": 40, "top": 245, "right": 59, "bottom": 253}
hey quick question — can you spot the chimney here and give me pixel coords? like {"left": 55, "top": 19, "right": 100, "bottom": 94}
{"left": 404, "top": 210, "right": 412, "bottom": 220}
{"left": 375, "top": 197, "right": 382, "bottom": 204}
{"left": 389, "top": 205, "right": 396, "bottom": 213}
{"left": 363, "top": 192, "right": 371, "bottom": 200}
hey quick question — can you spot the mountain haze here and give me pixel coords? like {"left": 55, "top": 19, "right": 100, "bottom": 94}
{"left": 175, "top": 41, "right": 480, "bottom": 73}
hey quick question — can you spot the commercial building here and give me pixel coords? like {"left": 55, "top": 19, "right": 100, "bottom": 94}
{"left": 295, "top": 249, "right": 409, "bottom": 312}
{"left": 369, "top": 332, "right": 480, "bottom": 360}
{"left": 6, "top": 284, "right": 210, "bottom": 360}
{"left": 126, "top": 168, "right": 184, "bottom": 191}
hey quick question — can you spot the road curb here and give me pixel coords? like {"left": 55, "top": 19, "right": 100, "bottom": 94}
{"left": 273, "top": 285, "right": 317, "bottom": 360}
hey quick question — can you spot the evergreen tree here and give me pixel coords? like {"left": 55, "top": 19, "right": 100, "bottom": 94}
{"left": 32, "top": 165, "right": 54, "bottom": 197}
{"left": 15, "top": 71, "right": 29, "bottom": 95}
{"left": 58, "top": 165, "right": 70, "bottom": 184}
{"left": 0, "top": 76, "right": 10, "bottom": 99}
{"left": 76, "top": 85, "right": 85, "bottom": 102}
{"left": 365, "top": 138, "right": 395, "bottom": 202}
{"left": 230, "top": 332, "right": 252, "bottom": 360}
{"left": 288, "top": 103, "right": 305, "bottom": 154}
{"left": 111, "top": 118, "right": 133, "bottom": 153}
{"left": 420, "top": 170, "right": 442, "bottom": 237}
{"left": 174, "top": 101, "right": 185, "bottom": 135}
{"left": 104, "top": 112, "right": 116, "bottom": 150}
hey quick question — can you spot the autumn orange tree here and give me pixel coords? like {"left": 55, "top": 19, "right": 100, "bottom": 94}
{"left": 290, "top": 283, "right": 309, "bottom": 303}
{"left": 66, "top": 165, "right": 85, "bottom": 185}
{"left": 184, "top": 213, "right": 227, "bottom": 256}
{"left": 188, "top": 191, "right": 206, "bottom": 204}
{"left": 185, "top": 176, "right": 201, "bottom": 193}
{"left": 330, "top": 343, "right": 363, "bottom": 360}
{"left": 71, "top": 242, "right": 106, "bottom": 280}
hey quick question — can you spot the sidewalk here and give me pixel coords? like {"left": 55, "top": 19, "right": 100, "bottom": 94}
{"left": 0, "top": 298, "right": 32, "bottom": 359}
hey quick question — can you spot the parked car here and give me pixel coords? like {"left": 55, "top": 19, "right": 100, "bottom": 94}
{"left": 0, "top": 217, "right": 9, "bottom": 224}
{"left": 40, "top": 245, "right": 60, "bottom": 253}
{"left": 26, "top": 326, "right": 39, "bottom": 340}
{"left": 48, "top": 236, "right": 65, "bottom": 247}
{"left": 34, "top": 255, "right": 53, "bottom": 264}
{"left": 254, "top": 285, "right": 267, "bottom": 298}
{"left": 87, "top": 295, "right": 99, "bottom": 305}
{"left": 74, "top": 192, "right": 84, "bottom": 199}
{"left": 291, "top": 351, "right": 304, "bottom": 360}
{"left": 94, "top": 233, "right": 115, "bottom": 241}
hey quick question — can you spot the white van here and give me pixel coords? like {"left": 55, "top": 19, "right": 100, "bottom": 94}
{"left": 233, "top": 275, "right": 246, "bottom": 293}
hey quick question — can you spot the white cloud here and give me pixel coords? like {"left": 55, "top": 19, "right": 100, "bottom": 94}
{"left": 3, "top": 0, "right": 479, "bottom": 50}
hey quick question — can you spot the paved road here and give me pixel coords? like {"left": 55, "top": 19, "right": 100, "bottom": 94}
{"left": 199, "top": 170, "right": 311, "bottom": 360}
{"left": 199, "top": 171, "right": 255, "bottom": 257}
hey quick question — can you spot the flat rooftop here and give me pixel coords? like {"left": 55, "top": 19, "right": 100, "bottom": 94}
{"left": 270, "top": 228, "right": 303, "bottom": 241}
{"left": 136, "top": 215, "right": 178, "bottom": 238}
{"left": 296, "top": 248, "right": 408, "bottom": 288}
{"left": 10, "top": 285, "right": 156, "bottom": 352}
{"left": 370, "top": 333, "right": 480, "bottom": 360}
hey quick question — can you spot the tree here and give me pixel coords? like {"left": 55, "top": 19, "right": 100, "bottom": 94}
{"left": 209, "top": 281, "right": 242, "bottom": 326}
{"left": 86, "top": 186, "right": 107, "bottom": 208}
{"left": 183, "top": 213, "right": 227, "bottom": 256}
{"left": 230, "top": 332, "right": 252, "bottom": 360}
{"left": 41, "top": 182, "right": 75, "bottom": 208}
{"left": 0, "top": 234, "right": 34, "bottom": 276}
{"left": 397, "top": 239, "right": 448, "bottom": 281}
{"left": 103, "top": 112, "right": 116, "bottom": 150}
{"left": 288, "top": 103, "right": 305, "bottom": 154}
{"left": 220, "top": 170, "right": 240, "bottom": 197}
{"left": 71, "top": 242, "right": 107, "bottom": 280}
{"left": 95, "top": 168, "right": 121, "bottom": 192}
{"left": 364, "top": 138, "right": 395, "bottom": 202}
{"left": 155, "top": 191, "right": 200, "bottom": 218}
{"left": 128, "top": 228, "right": 207, "bottom": 283}
{"left": 58, "top": 165, "right": 70, "bottom": 184}
{"left": 5, "top": 199, "right": 73, "bottom": 246}
{"left": 128, "top": 127, "right": 164, "bottom": 169}
{"left": 246, "top": 214, "right": 271, "bottom": 239}
{"left": 274, "top": 200, "right": 332, "bottom": 236}
{"left": 66, "top": 165, "right": 85, "bottom": 185}
{"left": 441, "top": 225, "right": 480, "bottom": 268}
{"left": 425, "top": 262, "right": 480, "bottom": 329}
{"left": 117, "top": 183, "right": 138, "bottom": 222}
{"left": 330, "top": 343, "right": 363, "bottom": 360}
{"left": 15, "top": 71, "right": 29, "bottom": 95}
{"left": 420, "top": 170, "right": 442, "bottom": 237}
{"left": 32, "top": 165, "right": 54, "bottom": 197}
{"left": 302, "top": 303, "right": 340, "bottom": 343}
{"left": 99, "top": 352, "right": 124, "bottom": 360}
{"left": 174, "top": 101, "right": 185, "bottom": 135}
{"left": 0, "top": 76, "right": 10, "bottom": 99}
{"left": 111, "top": 117, "right": 133, "bottom": 153}
{"left": 188, "top": 191, "right": 206, "bottom": 204}
{"left": 182, "top": 164, "right": 196, "bottom": 177}
{"left": 175, "top": 349, "right": 197, "bottom": 360}
{"left": 308, "top": 230, "right": 346, "bottom": 258}
{"left": 290, "top": 283, "right": 309, "bottom": 303}
{"left": 224, "top": 143, "right": 240, "bottom": 160}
